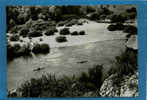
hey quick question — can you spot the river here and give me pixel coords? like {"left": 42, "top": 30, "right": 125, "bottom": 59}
{"left": 7, "top": 20, "right": 128, "bottom": 90}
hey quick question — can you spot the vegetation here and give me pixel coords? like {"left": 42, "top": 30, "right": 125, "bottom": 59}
{"left": 32, "top": 43, "right": 50, "bottom": 54}
{"left": 7, "top": 43, "right": 31, "bottom": 60}
{"left": 44, "top": 30, "right": 55, "bottom": 36}
{"left": 19, "top": 28, "right": 29, "bottom": 37}
{"left": 71, "top": 31, "right": 78, "bottom": 35}
{"left": 9, "top": 35, "right": 19, "bottom": 41}
{"left": 56, "top": 36, "right": 67, "bottom": 43}
{"left": 110, "top": 15, "right": 127, "bottom": 23}
{"left": 108, "top": 47, "right": 137, "bottom": 77}
{"left": 79, "top": 31, "right": 86, "bottom": 35}
{"left": 123, "top": 25, "right": 137, "bottom": 35}
{"left": 107, "top": 23, "right": 124, "bottom": 31}
{"left": 60, "top": 28, "right": 70, "bottom": 35}
{"left": 11, "top": 65, "right": 103, "bottom": 97}
{"left": 28, "top": 31, "right": 43, "bottom": 37}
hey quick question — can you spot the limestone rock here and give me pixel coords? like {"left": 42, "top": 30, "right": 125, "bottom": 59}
{"left": 99, "top": 72, "right": 138, "bottom": 97}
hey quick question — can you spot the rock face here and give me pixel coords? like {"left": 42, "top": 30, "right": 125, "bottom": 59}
{"left": 99, "top": 71, "right": 138, "bottom": 97}
{"left": 126, "top": 35, "right": 137, "bottom": 50}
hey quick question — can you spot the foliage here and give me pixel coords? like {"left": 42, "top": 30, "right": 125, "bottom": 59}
{"left": 9, "top": 35, "right": 19, "bottom": 41}
{"left": 115, "top": 48, "right": 137, "bottom": 77}
{"left": 28, "top": 31, "right": 42, "bottom": 37}
{"left": 32, "top": 43, "right": 50, "bottom": 54}
{"left": 19, "top": 28, "right": 29, "bottom": 37}
{"left": 110, "top": 14, "right": 127, "bottom": 23}
{"left": 71, "top": 31, "right": 78, "bottom": 35}
{"left": 17, "top": 65, "right": 103, "bottom": 97}
{"left": 79, "top": 31, "right": 86, "bottom": 35}
{"left": 60, "top": 28, "right": 70, "bottom": 35}
{"left": 56, "top": 36, "right": 67, "bottom": 43}
{"left": 123, "top": 25, "right": 137, "bottom": 35}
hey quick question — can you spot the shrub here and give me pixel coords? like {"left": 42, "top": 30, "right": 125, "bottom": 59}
{"left": 79, "top": 31, "right": 85, "bottom": 35}
{"left": 32, "top": 43, "right": 41, "bottom": 54}
{"left": 60, "top": 28, "right": 70, "bottom": 35}
{"left": 32, "top": 43, "right": 50, "bottom": 54}
{"left": 18, "top": 64, "right": 103, "bottom": 97}
{"left": 78, "top": 65, "right": 103, "bottom": 90}
{"left": 115, "top": 23, "right": 124, "bottom": 30}
{"left": 56, "top": 36, "right": 67, "bottom": 43}
{"left": 71, "top": 31, "right": 78, "bottom": 35}
{"left": 28, "top": 31, "right": 42, "bottom": 37}
{"left": 20, "top": 28, "right": 29, "bottom": 37}
{"left": 40, "top": 44, "right": 50, "bottom": 54}
{"left": 7, "top": 43, "right": 31, "bottom": 59}
{"left": 9, "top": 35, "right": 19, "bottom": 41}
{"left": 123, "top": 25, "right": 137, "bottom": 35}
{"left": 110, "top": 14, "right": 127, "bottom": 23}
{"left": 44, "top": 30, "right": 54, "bottom": 36}
{"left": 65, "top": 23, "right": 73, "bottom": 27}
{"left": 57, "top": 21, "right": 67, "bottom": 26}
{"left": 107, "top": 24, "right": 116, "bottom": 31}
{"left": 115, "top": 48, "right": 137, "bottom": 77}
{"left": 77, "top": 22, "right": 83, "bottom": 25}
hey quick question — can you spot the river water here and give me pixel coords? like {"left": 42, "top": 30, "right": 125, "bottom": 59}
{"left": 7, "top": 21, "right": 127, "bottom": 90}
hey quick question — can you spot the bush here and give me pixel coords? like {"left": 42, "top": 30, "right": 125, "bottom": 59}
{"left": 78, "top": 65, "right": 103, "bottom": 90}
{"left": 107, "top": 23, "right": 124, "bottom": 31}
{"left": 115, "top": 48, "right": 137, "bottom": 77}
{"left": 28, "top": 31, "right": 42, "bottom": 37}
{"left": 65, "top": 23, "right": 73, "bottom": 27}
{"left": 123, "top": 25, "right": 137, "bottom": 35}
{"left": 71, "top": 31, "right": 78, "bottom": 35}
{"left": 7, "top": 43, "right": 31, "bottom": 60}
{"left": 57, "top": 21, "right": 67, "bottom": 26}
{"left": 44, "top": 30, "right": 54, "bottom": 36}
{"left": 115, "top": 23, "right": 125, "bottom": 30}
{"left": 107, "top": 24, "right": 116, "bottom": 31}
{"left": 9, "top": 35, "right": 19, "bottom": 41}
{"left": 40, "top": 44, "right": 50, "bottom": 54}
{"left": 56, "top": 36, "right": 67, "bottom": 43}
{"left": 32, "top": 43, "right": 41, "bottom": 54}
{"left": 60, "top": 28, "right": 70, "bottom": 35}
{"left": 18, "top": 64, "right": 103, "bottom": 97}
{"left": 77, "top": 22, "right": 83, "bottom": 25}
{"left": 79, "top": 31, "right": 85, "bottom": 35}
{"left": 110, "top": 14, "right": 127, "bottom": 23}
{"left": 19, "top": 28, "right": 29, "bottom": 37}
{"left": 32, "top": 43, "right": 50, "bottom": 54}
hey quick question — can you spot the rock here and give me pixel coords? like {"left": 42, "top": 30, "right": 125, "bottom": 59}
{"left": 83, "top": 91, "right": 98, "bottom": 97}
{"left": 99, "top": 72, "right": 138, "bottom": 97}
{"left": 126, "top": 35, "right": 138, "bottom": 50}
{"left": 99, "top": 74, "right": 120, "bottom": 97}
{"left": 120, "top": 72, "right": 138, "bottom": 97}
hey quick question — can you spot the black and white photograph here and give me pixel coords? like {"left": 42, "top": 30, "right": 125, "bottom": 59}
{"left": 7, "top": 5, "right": 138, "bottom": 97}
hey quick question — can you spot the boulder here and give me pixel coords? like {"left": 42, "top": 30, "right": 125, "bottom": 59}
{"left": 126, "top": 35, "right": 138, "bottom": 50}
{"left": 99, "top": 72, "right": 138, "bottom": 97}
